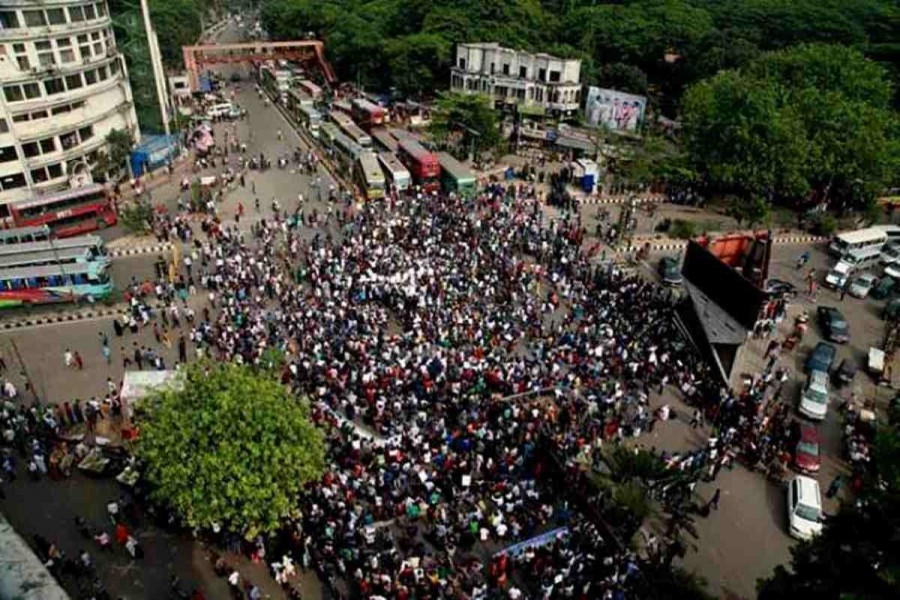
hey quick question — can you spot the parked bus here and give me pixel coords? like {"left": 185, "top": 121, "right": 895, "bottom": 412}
{"left": 0, "top": 235, "right": 109, "bottom": 263}
{"left": 351, "top": 98, "right": 386, "bottom": 129}
{"left": 286, "top": 89, "right": 313, "bottom": 115}
{"left": 396, "top": 139, "right": 440, "bottom": 192}
{"left": 0, "top": 225, "right": 51, "bottom": 245}
{"left": 261, "top": 65, "right": 291, "bottom": 101}
{"left": 355, "top": 151, "right": 386, "bottom": 200}
{"left": 10, "top": 184, "right": 116, "bottom": 238}
{"left": 371, "top": 129, "right": 399, "bottom": 153}
{"left": 438, "top": 152, "right": 478, "bottom": 197}
{"left": 828, "top": 227, "right": 888, "bottom": 257}
{"left": 0, "top": 261, "right": 113, "bottom": 307}
{"left": 328, "top": 110, "right": 371, "bottom": 147}
{"left": 377, "top": 151, "right": 411, "bottom": 192}
{"left": 298, "top": 80, "right": 323, "bottom": 101}
{"left": 319, "top": 123, "right": 341, "bottom": 149}
{"left": 297, "top": 105, "right": 323, "bottom": 138}
{"left": 332, "top": 100, "right": 353, "bottom": 116}
{"left": 0, "top": 246, "right": 100, "bottom": 271}
{"left": 332, "top": 131, "right": 362, "bottom": 172}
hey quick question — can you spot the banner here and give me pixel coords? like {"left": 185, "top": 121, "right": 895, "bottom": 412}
{"left": 494, "top": 527, "right": 569, "bottom": 557}
{"left": 584, "top": 87, "right": 647, "bottom": 132}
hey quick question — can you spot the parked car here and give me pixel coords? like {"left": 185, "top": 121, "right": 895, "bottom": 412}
{"left": 657, "top": 256, "right": 683, "bottom": 285}
{"left": 825, "top": 262, "right": 853, "bottom": 289}
{"left": 793, "top": 424, "right": 821, "bottom": 473}
{"left": 799, "top": 369, "right": 830, "bottom": 420}
{"left": 817, "top": 307, "right": 849, "bottom": 343}
{"left": 885, "top": 263, "right": 900, "bottom": 280}
{"left": 832, "top": 358, "right": 857, "bottom": 387}
{"left": 805, "top": 341, "right": 836, "bottom": 375}
{"left": 848, "top": 272, "right": 877, "bottom": 298}
{"left": 885, "top": 298, "right": 900, "bottom": 321}
{"left": 870, "top": 276, "right": 897, "bottom": 300}
{"left": 763, "top": 278, "right": 797, "bottom": 299}
{"left": 881, "top": 242, "right": 900, "bottom": 265}
{"left": 787, "top": 475, "right": 824, "bottom": 540}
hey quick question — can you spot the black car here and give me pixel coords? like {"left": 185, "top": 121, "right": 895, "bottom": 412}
{"left": 764, "top": 278, "right": 797, "bottom": 299}
{"left": 805, "top": 341, "right": 837, "bottom": 374}
{"left": 657, "top": 256, "right": 683, "bottom": 285}
{"left": 832, "top": 359, "right": 857, "bottom": 387}
{"left": 817, "top": 306, "right": 849, "bottom": 344}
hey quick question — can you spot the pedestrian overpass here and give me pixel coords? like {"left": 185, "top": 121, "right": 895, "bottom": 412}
{"left": 182, "top": 41, "right": 337, "bottom": 91}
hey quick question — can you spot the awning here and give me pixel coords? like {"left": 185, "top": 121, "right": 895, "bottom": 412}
{"left": 555, "top": 136, "right": 595, "bottom": 152}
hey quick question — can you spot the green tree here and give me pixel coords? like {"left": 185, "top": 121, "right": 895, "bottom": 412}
{"left": 93, "top": 129, "right": 135, "bottom": 181}
{"left": 757, "top": 424, "right": 900, "bottom": 599}
{"left": 384, "top": 33, "right": 452, "bottom": 98}
{"left": 136, "top": 362, "right": 326, "bottom": 536}
{"left": 429, "top": 92, "right": 501, "bottom": 158}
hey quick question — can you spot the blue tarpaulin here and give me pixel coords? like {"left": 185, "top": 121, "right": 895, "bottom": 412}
{"left": 130, "top": 134, "right": 180, "bottom": 177}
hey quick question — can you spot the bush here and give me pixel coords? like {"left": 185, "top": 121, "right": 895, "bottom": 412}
{"left": 811, "top": 213, "right": 838, "bottom": 236}
{"left": 669, "top": 219, "right": 698, "bottom": 240}
{"left": 119, "top": 202, "right": 154, "bottom": 234}
{"left": 655, "top": 218, "right": 672, "bottom": 233}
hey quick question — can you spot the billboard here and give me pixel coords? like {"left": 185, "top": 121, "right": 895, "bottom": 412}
{"left": 584, "top": 87, "right": 647, "bottom": 132}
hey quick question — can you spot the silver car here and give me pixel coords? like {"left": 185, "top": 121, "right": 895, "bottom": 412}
{"left": 848, "top": 272, "right": 877, "bottom": 298}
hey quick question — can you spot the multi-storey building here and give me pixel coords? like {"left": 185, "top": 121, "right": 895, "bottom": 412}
{"left": 0, "top": 1, "right": 138, "bottom": 214}
{"left": 450, "top": 42, "right": 582, "bottom": 115}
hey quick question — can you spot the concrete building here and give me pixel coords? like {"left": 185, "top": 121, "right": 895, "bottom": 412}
{"left": 0, "top": 0, "right": 138, "bottom": 214}
{"left": 450, "top": 42, "right": 582, "bottom": 116}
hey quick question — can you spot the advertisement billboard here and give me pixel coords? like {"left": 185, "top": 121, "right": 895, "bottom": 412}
{"left": 584, "top": 87, "right": 647, "bottom": 132}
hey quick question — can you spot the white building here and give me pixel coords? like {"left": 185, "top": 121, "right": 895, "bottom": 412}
{"left": 450, "top": 42, "right": 582, "bottom": 115}
{"left": 0, "top": 0, "right": 138, "bottom": 214}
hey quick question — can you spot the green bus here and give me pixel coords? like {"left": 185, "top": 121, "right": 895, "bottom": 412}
{"left": 437, "top": 152, "right": 477, "bottom": 197}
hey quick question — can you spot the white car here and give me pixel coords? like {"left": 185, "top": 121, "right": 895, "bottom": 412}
{"left": 787, "top": 475, "right": 823, "bottom": 540}
{"left": 881, "top": 242, "right": 900, "bottom": 265}
{"left": 825, "top": 262, "right": 852, "bottom": 289}
{"left": 848, "top": 272, "right": 877, "bottom": 298}
{"left": 799, "top": 370, "right": 829, "bottom": 420}
{"left": 885, "top": 263, "right": 900, "bottom": 280}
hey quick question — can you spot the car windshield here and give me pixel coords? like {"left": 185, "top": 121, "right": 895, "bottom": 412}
{"left": 886, "top": 246, "right": 900, "bottom": 258}
{"left": 795, "top": 503, "right": 820, "bottom": 522}
{"left": 831, "top": 318, "right": 848, "bottom": 333}
{"left": 797, "top": 441, "right": 819, "bottom": 455}
{"left": 806, "top": 386, "right": 827, "bottom": 404}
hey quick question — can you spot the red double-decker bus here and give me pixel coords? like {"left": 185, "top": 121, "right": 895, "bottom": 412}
{"left": 396, "top": 139, "right": 440, "bottom": 193}
{"left": 351, "top": 98, "right": 386, "bottom": 129}
{"left": 10, "top": 183, "right": 116, "bottom": 238}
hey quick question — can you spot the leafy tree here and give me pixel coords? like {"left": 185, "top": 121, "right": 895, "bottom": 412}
{"left": 683, "top": 44, "right": 900, "bottom": 208}
{"left": 429, "top": 92, "right": 501, "bottom": 158}
{"left": 757, "top": 424, "right": 900, "bottom": 599}
{"left": 119, "top": 200, "right": 154, "bottom": 234}
{"left": 384, "top": 34, "right": 452, "bottom": 98}
{"left": 726, "top": 194, "right": 770, "bottom": 227}
{"left": 93, "top": 129, "right": 135, "bottom": 181}
{"left": 136, "top": 362, "right": 326, "bottom": 536}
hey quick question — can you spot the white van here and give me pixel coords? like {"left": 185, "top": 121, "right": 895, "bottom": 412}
{"left": 787, "top": 475, "right": 823, "bottom": 540}
{"left": 828, "top": 227, "right": 888, "bottom": 257}
{"left": 840, "top": 246, "right": 883, "bottom": 271}
{"left": 206, "top": 103, "right": 234, "bottom": 119}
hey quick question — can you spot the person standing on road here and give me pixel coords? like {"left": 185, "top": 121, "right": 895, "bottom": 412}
{"left": 826, "top": 474, "right": 844, "bottom": 499}
{"left": 73, "top": 351, "right": 84, "bottom": 370}
{"left": 64, "top": 349, "right": 74, "bottom": 368}
{"left": 709, "top": 487, "right": 721, "bottom": 511}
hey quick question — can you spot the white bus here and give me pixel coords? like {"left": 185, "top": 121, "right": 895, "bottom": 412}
{"left": 828, "top": 227, "right": 888, "bottom": 257}
{"left": 377, "top": 151, "right": 411, "bottom": 192}
{"left": 355, "top": 151, "right": 386, "bottom": 200}
{"left": 0, "top": 225, "right": 51, "bottom": 245}
{"left": 0, "top": 235, "right": 108, "bottom": 265}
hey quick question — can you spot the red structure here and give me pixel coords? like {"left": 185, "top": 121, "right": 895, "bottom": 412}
{"left": 351, "top": 98, "right": 386, "bottom": 129}
{"left": 10, "top": 184, "right": 116, "bottom": 238}
{"left": 182, "top": 41, "right": 336, "bottom": 91}
{"left": 696, "top": 230, "right": 772, "bottom": 288}
{"left": 396, "top": 139, "right": 440, "bottom": 193}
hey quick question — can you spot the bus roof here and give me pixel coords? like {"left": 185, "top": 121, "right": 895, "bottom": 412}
{"left": 836, "top": 227, "right": 888, "bottom": 244}
{"left": 377, "top": 151, "right": 410, "bottom": 175}
{"left": 0, "top": 246, "right": 92, "bottom": 268}
{"left": 333, "top": 132, "right": 361, "bottom": 157}
{"left": 0, "top": 235, "right": 103, "bottom": 257}
{"left": 352, "top": 98, "right": 384, "bottom": 114}
{"left": 13, "top": 183, "right": 106, "bottom": 210}
{"left": 398, "top": 139, "right": 435, "bottom": 162}
{"left": 299, "top": 104, "right": 321, "bottom": 118}
{"left": 372, "top": 129, "right": 398, "bottom": 152}
{"left": 358, "top": 151, "right": 385, "bottom": 180}
{"left": 0, "top": 225, "right": 51, "bottom": 241}
{"left": 0, "top": 260, "right": 104, "bottom": 280}
{"left": 437, "top": 152, "right": 476, "bottom": 182}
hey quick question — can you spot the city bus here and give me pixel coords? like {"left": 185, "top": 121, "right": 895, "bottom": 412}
{"left": 0, "top": 261, "right": 113, "bottom": 307}
{"left": 371, "top": 129, "right": 399, "bottom": 153}
{"left": 319, "top": 123, "right": 341, "bottom": 149}
{"left": 438, "top": 152, "right": 478, "bottom": 197}
{"left": 332, "top": 131, "right": 362, "bottom": 172}
{"left": 377, "top": 151, "right": 411, "bottom": 192}
{"left": 351, "top": 98, "right": 386, "bottom": 129}
{"left": 354, "top": 151, "right": 386, "bottom": 200}
{"left": 0, "top": 235, "right": 109, "bottom": 266}
{"left": 298, "top": 80, "right": 323, "bottom": 102}
{"left": 297, "top": 104, "right": 323, "bottom": 138}
{"left": 828, "top": 227, "right": 888, "bottom": 257}
{"left": 261, "top": 65, "right": 291, "bottom": 101}
{"left": 286, "top": 89, "right": 313, "bottom": 115}
{"left": 328, "top": 110, "right": 371, "bottom": 147}
{"left": 396, "top": 139, "right": 440, "bottom": 193}
{"left": 0, "top": 225, "right": 51, "bottom": 245}
{"left": 9, "top": 184, "right": 116, "bottom": 238}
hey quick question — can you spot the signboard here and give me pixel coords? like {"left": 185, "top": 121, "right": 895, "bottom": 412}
{"left": 494, "top": 527, "right": 569, "bottom": 558}
{"left": 584, "top": 87, "right": 647, "bottom": 132}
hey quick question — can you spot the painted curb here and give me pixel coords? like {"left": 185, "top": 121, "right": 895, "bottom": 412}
{"left": 1, "top": 301, "right": 169, "bottom": 331}
{"left": 581, "top": 195, "right": 665, "bottom": 205}
{"left": 110, "top": 243, "right": 173, "bottom": 258}
{"left": 614, "top": 235, "right": 826, "bottom": 254}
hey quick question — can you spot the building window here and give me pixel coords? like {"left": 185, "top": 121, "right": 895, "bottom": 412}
{"left": 48, "top": 163, "right": 63, "bottom": 179}
{"left": 519, "top": 66, "right": 527, "bottom": 78}
{"left": 47, "top": 8, "right": 67, "bottom": 25}
{"left": 13, "top": 114, "right": 28, "bottom": 123}
{"left": 0, "top": 118, "right": 7, "bottom": 134}
{"left": 539, "top": 68, "right": 546, "bottom": 82}
{"left": 22, "top": 142, "right": 40, "bottom": 158}
{"left": 31, "top": 167, "right": 49, "bottom": 183}
{"left": 31, "top": 110, "right": 48, "bottom": 120}
{"left": 97, "top": 3, "right": 108, "bottom": 17}
{"left": 549, "top": 70, "right": 560, "bottom": 83}
{"left": 40, "top": 138, "right": 56, "bottom": 154}
{"left": 458, "top": 58, "right": 465, "bottom": 69}
{"left": 0, "top": 146, "right": 17, "bottom": 163}
{"left": 16, "top": 55, "right": 30, "bottom": 71}
{"left": 60, "top": 48, "right": 75, "bottom": 63}
{"left": 78, "top": 35, "right": 91, "bottom": 59}
{"left": 44, "top": 78, "right": 65, "bottom": 96}
{"left": 110, "top": 58, "right": 119, "bottom": 74}
{"left": 93, "top": 41, "right": 104, "bottom": 55}
{"left": 78, "top": 126, "right": 94, "bottom": 142}
{"left": 65, "top": 74, "right": 83, "bottom": 90}
{"left": 23, "top": 83, "right": 41, "bottom": 99}
{"left": 23, "top": 11, "right": 47, "bottom": 27}
{"left": 97, "top": 65, "right": 108, "bottom": 80}
{"left": 3, "top": 86, "right": 23, "bottom": 103}
{"left": 0, "top": 173, "right": 27, "bottom": 190}
{"left": 490, "top": 63, "right": 495, "bottom": 74}
{"left": 60, "top": 131, "right": 78, "bottom": 150}
{"left": 35, "top": 40, "right": 51, "bottom": 51}
{"left": 85, "top": 4, "right": 97, "bottom": 20}
{"left": 84, "top": 69, "right": 97, "bottom": 85}
{"left": 69, "top": 5, "right": 86, "bottom": 23}
{"left": 38, "top": 51, "right": 56, "bottom": 67}
{"left": 0, "top": 11, "right": 20, "bottom": 29}
{"left": 502, "top": 64, "right": 510, "bottom": 76}
{"left": 52, "top": 104, "right": 71, "bottom": 116}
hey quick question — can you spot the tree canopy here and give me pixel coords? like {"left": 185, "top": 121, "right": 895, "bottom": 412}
{"left": 135, "top": 362, "right": 326, "bottom": 536}
{"left": 429, "top": 92, "right": 501, "bottom": 159}
{"left": 682, "top": 43, "right": 900, "bottom": 207}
